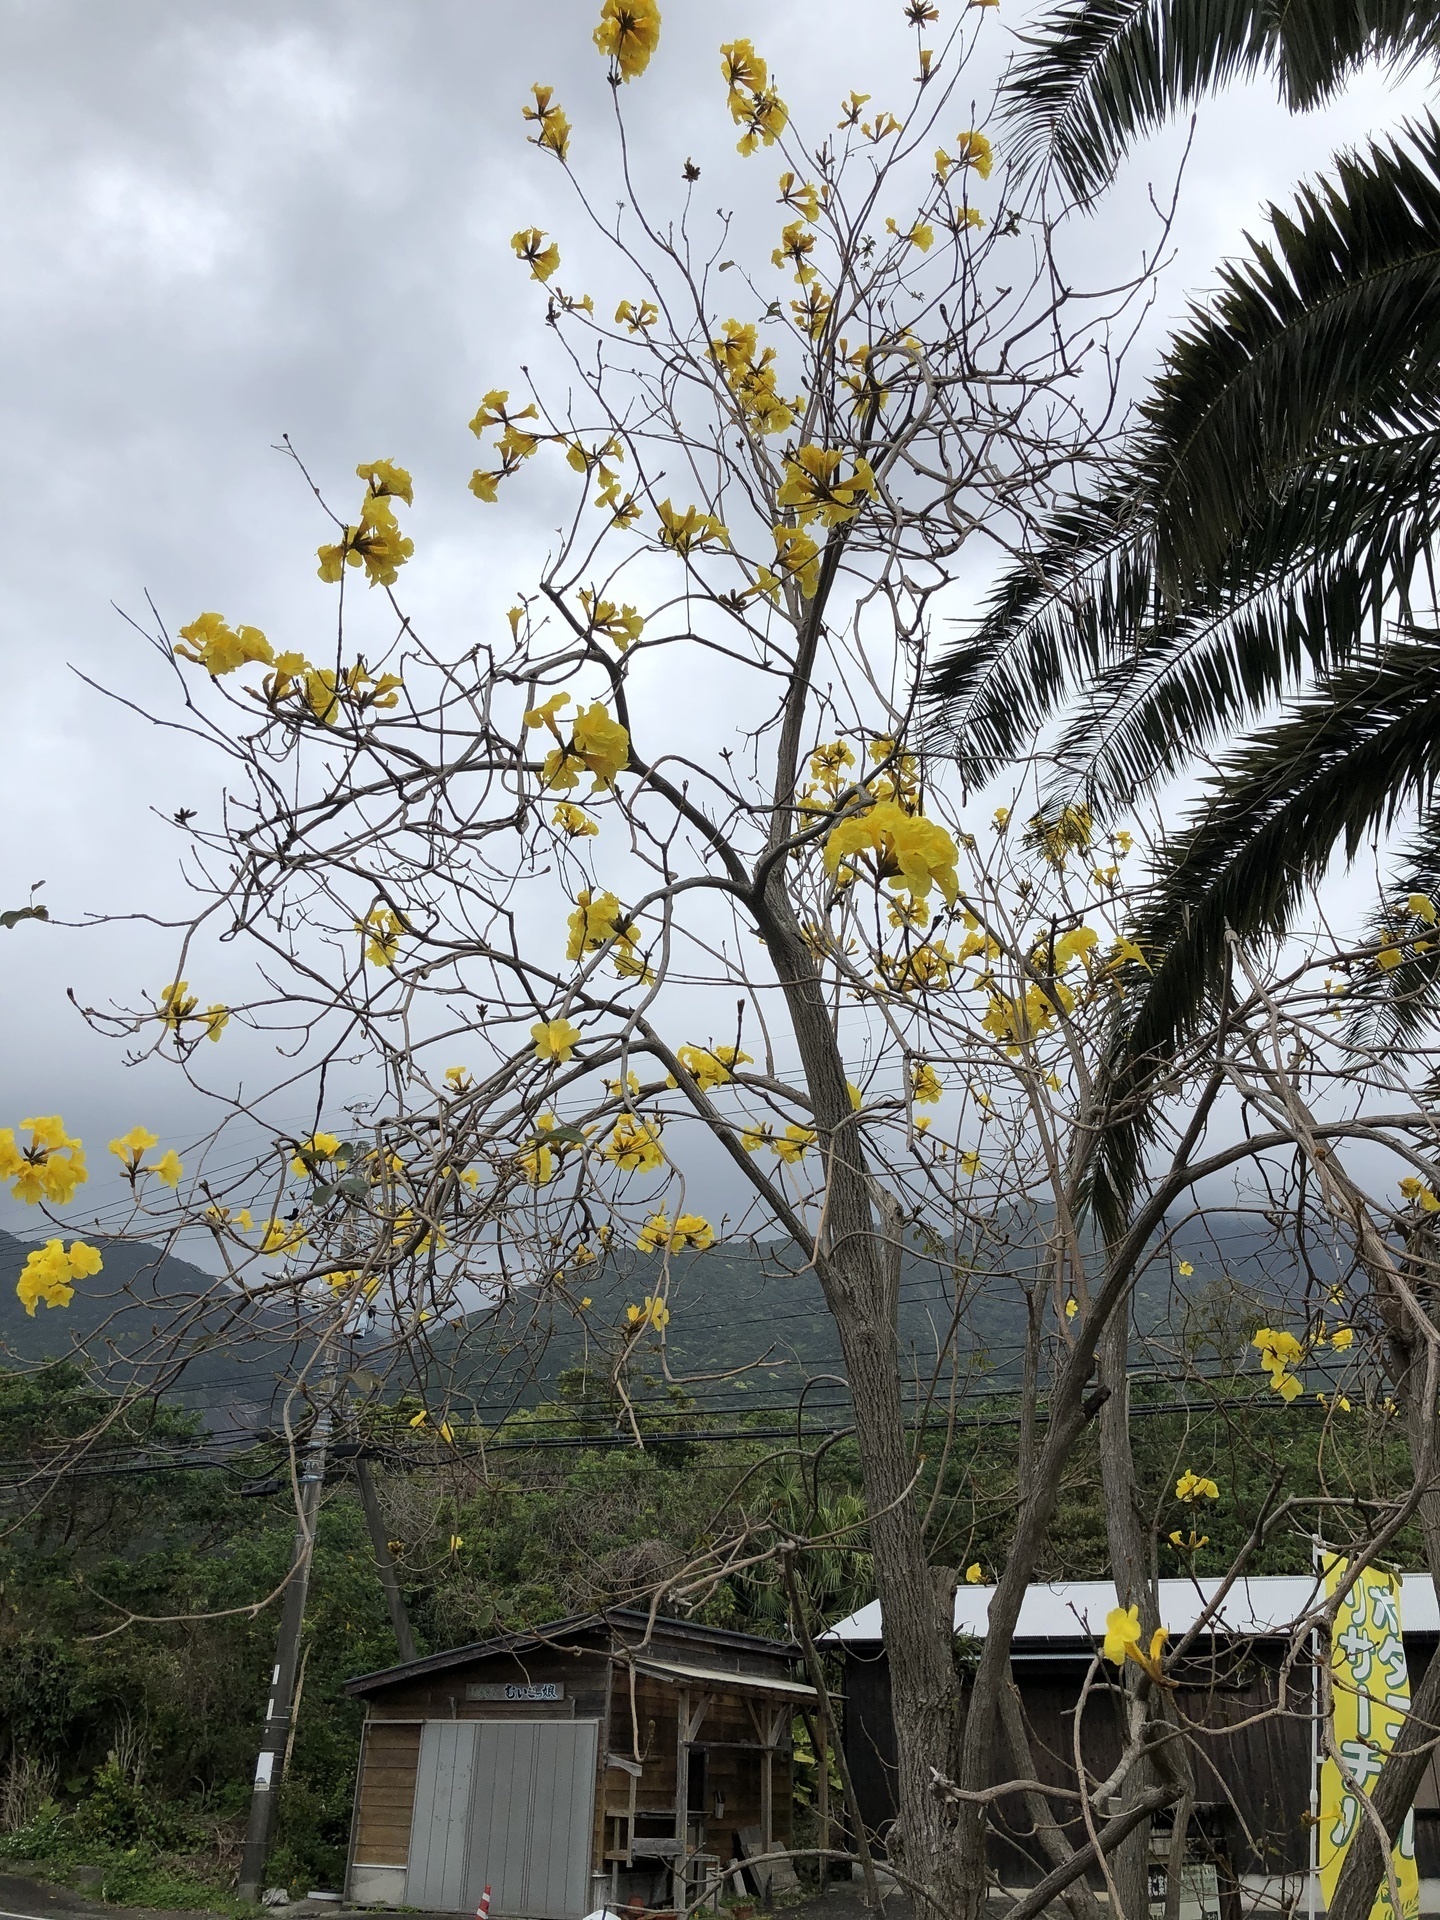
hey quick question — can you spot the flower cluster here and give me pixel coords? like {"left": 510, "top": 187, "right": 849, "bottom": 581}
{"left": 0, "top": 1116, "right": 87, "bottom": 1205}
{"left": 525, "top": 692, "right": 631, "bottom": 793}
{"left": 16, "top": 1238, "right": 102, "bottom": 1316}
{"left": 157, "top": 981, "right": 229, "bottom": 1044}
{"left": 626, "top": 1293, "right": 671, "bottom": 1329}
{"left": 1252, "top": 1327, "right": 1304, "bottom": 1401}
{"left": 777, "top": 444, "right": 879, "bottom": 527}
{"left": 1175, "top": 1469, "right": 1219, "bottom": 1504}
{"left": 595, "top": 0, "right": 660, "bottom": 81}
{"left": 826, "top": 800, "right": 960, "bottom": 906}
{"left": 522, "top": 84, "right": 571, "bottom": 161}
{"left": 109, "top": 1126, "right": 183, "bottom": 1188}
{"left": 316, "top": 460, "right": 416, "bottom": 589}
{"left": 636, "top": 1210, "right": 714, "bottom": 1253}
{"left": 566, "top": 890, "right": 651, "bottom": 981}
{"left": 720, "top": 39, "right": 787, "bottom": 154}
{"left": 710, "top": 320, "right": 797, "bottom": 437}
{"left": 1102, "top": 1605, "right": 1169, "bottom": 1682}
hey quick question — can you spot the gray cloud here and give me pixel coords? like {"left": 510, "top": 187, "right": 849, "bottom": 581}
{"left": 0, "top": 0, "right": 1428, "bottom": 1239}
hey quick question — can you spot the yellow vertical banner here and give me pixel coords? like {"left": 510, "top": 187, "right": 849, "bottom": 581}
{"left": 1317, "top": 1558, "right": 1419, "bottom": 1920}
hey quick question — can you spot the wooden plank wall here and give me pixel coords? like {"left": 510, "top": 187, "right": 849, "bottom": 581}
{"left": 353, "top": 1721, "right": 423, "bottom": 1867}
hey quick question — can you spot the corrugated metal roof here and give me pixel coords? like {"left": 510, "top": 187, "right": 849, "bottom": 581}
{"left": 821, "top": 1574, "right": 1440, "bottom": 1645}
{"left": 629, "top": 1655, "right": 820, "bottom": 1702}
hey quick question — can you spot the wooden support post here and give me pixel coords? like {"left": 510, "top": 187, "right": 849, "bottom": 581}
{"left": 814, "top": 1712, "right": 830, "bottom": 1881}
{"left": 761, "top": 1705, "right": 775, "bottom": 1870}
{"left": 675, "top": 1686, "right": 690, "bottom": 1912}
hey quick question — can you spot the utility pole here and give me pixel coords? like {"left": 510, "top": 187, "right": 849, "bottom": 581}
{"left": 237, "top": 1396, "right": 332, "bottom": 1902}
{"left": 354, "top": 1452, "right": 417, "bottom": 1662}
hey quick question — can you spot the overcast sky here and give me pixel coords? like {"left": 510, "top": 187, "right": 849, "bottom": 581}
{"left": 0, "top": 0, "right": 1430, "bottom": 1245}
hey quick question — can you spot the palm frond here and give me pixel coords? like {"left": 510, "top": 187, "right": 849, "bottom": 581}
{"left": 928, "top": 121, "right": 1440, "bottom": 795}
{"left": 1003, "top": 0, "right": 1440, "bottom": 202}
{"left": 1087, "top": 634, "right": 1440, "bottom": 1226}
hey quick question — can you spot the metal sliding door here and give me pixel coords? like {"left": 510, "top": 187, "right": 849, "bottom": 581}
{"left": 406, "top": 1719, "right": 599, "bottom": 1917}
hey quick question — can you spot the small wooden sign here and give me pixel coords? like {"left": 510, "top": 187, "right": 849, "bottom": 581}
{"left": 465, "top": 1681, "right": 564, "bottom": 1702}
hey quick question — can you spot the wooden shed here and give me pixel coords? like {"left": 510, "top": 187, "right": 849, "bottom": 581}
{"left": 825, "top": 1575, "right": 1440, "bottom": 1914}
{"left": 343, "top": 1609, "right": 817, "bottom": 1918}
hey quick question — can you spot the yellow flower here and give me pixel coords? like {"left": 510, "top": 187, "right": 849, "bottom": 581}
{"left": 615, "top": 298, "right": 660, "bottom": 332}
{"left": 1102, "top": 1604, "right": 1141, "bottom": 1666}
{"left": 1252, "top": 1326, "right": 1303, "bottom": 1374}
{"left": 533, "top": 1016, "right": 582, "bottom": 1064}
{"left": 570, "top": 702, "right": 630, "bottom": 788}
{"left": 355, "top": 907, "right": 406, "bottom": 969}
{"left": 825, "top": 801, "right": 960, "bottom": 906}
{"left": 109, "top": 1125, "right": 159, "bottom": 1167}
{"left": 290, "top": 1133, "right": 341, "bottom": 1176}
{"left": 511, "top": 228, "right": 561, "bottom": 282}
{"left": 774, "top": 1123, "right": 816, "bottom": 1163}
{"left": 1175, "top": 1470, "right": 1219, "bottom": 1504}
{"left": 522, "top": 83, "right": 571, "bottom": 161}
{"left": 959, "top": 1149, "right": 981, "bottom": 1176}
{"left": 1408, "top": 893, "right": 1438, "bottom": 923}
{"left": 657, "top": 499, "right": 731, "bottom": 555}
{"left": 159, "top": 980, "right": 198, "bottom": 1031}
{"left": 604, "top": 1115, "right": 665, "bottom": 1173}
{"left": 201, "top": 1004, "right": 229, "bottom": 1042}
{"left": 626, "top": 1293, "right": 671, "bottom": 1329}
{"left": 953, "top": 130, "right": 993, "bottom": 178}
{"left": 884, "top": 217, "right": 934, "bottom": 251}
{"left": 675, "top": 1044, "right": 751, "bottom": 1091}
{"left": 772, "top": 526, "right": 822, "bottom": 598}
{"left": 837, "top": 90, "right": 871, "bottom": 127}
{"left": 964, "top": 1563, "right": 984, "bottom": 1584}
{"left": 1169, "top": 1530, "right": 1209, "bottom": 1552}
{"left": 16, "top": 1238, "right": 102, "bottom": 1316}
{"left": 519, "top": 1114, "right": 558, "bottom": 1187}
{"left": 579, "top": 589, "right": 645, "bottom": 650}
{"left": 149, "top": 1148, "right": 184, "bottom": 1189}
{"left": 0, "top": 1116, "right": 88, "bottom": 1206}
{"left": 740, "top": 1123, "right": 773, "bottom": 1153}
{"left": 776, "top": 445, "right": 879, "bottom": 527}
{"left": 636, "top": 1210, "right": 714, "bottom": 1253}
{"left": 594, "top": 0, "right": 661, "bottom": 79}
{"left": 408, "top": 1408, "right": 429, "bottom": 1428}
{"left": 566, "top": 889, "right": 638, "bottom": 961}
{"left": 1331, "top": 1326, "right": 1355, "bottom": 1351}
{"left": 1378, "top": 945, "right": 1403, "bottom": 970}
{"left": 552, "top": 802, "right": 599, "bottom": 837}
{"left": 356, "top": 457, "right": 413, "bottom": 505}
{"left": 1178, "top": 1259, "right": 1193, "bottom": 1276}
{"left": 1399, "top": 1174, "right": 1440, "bottom": 1211}
{"left": 720, "top": 43, "right": 788, "bottom": 155}
{"left": 1064, "top": 1296, "right": 1078, "bottom": 1319}
{"left": 260, "top": 1218, "right": 307, "bottom": 1256}
{"left": 778, "top": 173, "right": 822, "bottom": 221}
{"left": 449, "top": 1534, "right": 465, "bottom": 1553}
{"left": 444, "top": 1065, "right": 472, "bottom": 1091}
{"left": 174, "top": 611, "right": 274, "bottom": 677}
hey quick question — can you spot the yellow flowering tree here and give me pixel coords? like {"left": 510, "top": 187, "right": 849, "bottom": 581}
{"left": 66, "top": 6, "right": 1440, "bottom": 1913}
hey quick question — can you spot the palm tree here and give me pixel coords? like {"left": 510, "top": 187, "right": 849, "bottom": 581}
{"left": 928, "top": 110, "right": 1440, "bottom": 1208}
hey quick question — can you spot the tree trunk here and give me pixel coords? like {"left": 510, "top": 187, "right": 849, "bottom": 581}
{"left": 759, "top": 893, "right": 970, "bottom": 1915}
